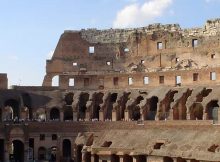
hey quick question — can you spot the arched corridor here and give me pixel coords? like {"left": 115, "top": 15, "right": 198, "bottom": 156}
{"left": 38, "top": 146, "right": 47, "bottom": 160}
{"left": 4, "top": 99, "right": 20, "bottom": 119}
{"left": 206, "top": 100, "right": 219, "bottom": 120}
{"left": 78, "top": 93, "right": 89, "bottom": 120}
{"left": 11, "top": 140, "right": 24, "bottom": 162}
{"left": 63, "top": 139, "right": 72, "bottom": 160}
{"left": 50, "top": 107, "right": 60, "bottom": 120}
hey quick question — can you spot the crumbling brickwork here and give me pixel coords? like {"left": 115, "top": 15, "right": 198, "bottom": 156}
{"left": 1, "top": 19, "right": 220, "bottom": 162}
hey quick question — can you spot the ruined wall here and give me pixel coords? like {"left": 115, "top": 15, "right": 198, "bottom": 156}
{"left": 0, "top": 73, "right": 8, "bottom": 89}
{"left": 43, "top": 19, "right": 220, "bottom": 90}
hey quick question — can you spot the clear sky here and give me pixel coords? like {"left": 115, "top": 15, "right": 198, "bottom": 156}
{"left": 0, "top": 0, "right": 220, "bottom": 86}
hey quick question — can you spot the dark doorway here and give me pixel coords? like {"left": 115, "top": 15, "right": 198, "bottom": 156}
{"left": 4, "top": 99, "right": 20, "bottom": 119}
{"left": 38, "top": 147, "right": 47, "bottom": 160}
{"left": 123, "top": 155, "right": 132, "bottom": 162}
{"left": 164, "top": 156, "right": 174, "bottom": 162}
{"left": 65, "top": 93, "right": 74, "bottom": 105}
{"left": 76, "top": 145, "right": 83, "bottom": 162}
{"left": 147, "top": 96, "right": 158, "bottom": 120}
{"left": 64, "top": 106, "right": 73, "bottom": 121}
{"left": 0, "top": 139, "right": 4, "bottom": 162}
{"left": 22, "top": 93, "right": 33, "bottom": 119}
{"left": 78, "top": 93, "right": 89, "bottom": 120}
{"left": 12, "top": 140, "right": 24, "bottom": 162}
{"left": 50, "top": 107, "right": 60, "bottom": 120}
{"left": 206, "top": 100, "right": 219, "bottom": 120}
{"left": 63, "top": 139, "right": 71, "bottom": 159}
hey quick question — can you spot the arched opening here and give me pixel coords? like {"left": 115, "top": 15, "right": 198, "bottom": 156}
{"left": 50, "top": 146, "right": 57, "bottom": 162}
{"left": 164, "top": 157, "right": 174, "bottom": 162}
{"left": 4, "top": 99, "right": 20, "bottom": 119}
{"left": 136, "top": 155, "right": 146, "bottom": 162}
{"left": 206, "top": 100, "right": 219, "bottom": 120}
{"left": 123, "top": 154, "right": 132, "bottom": 162}
{"left": 177, "top": 157, "right": 187, "bottom": 162}
{"left": 105, "top": 93, "right": 118, "bottom": 120}
{"left": 52, "top": 75, "right": 59, "bottom": 87}
{"left": 145, "top": 96, "right": 158, "bottom": 120}
{"left": 63, "top": 139, "right": 71, "bottom": 160}
{"left": 84, "top": 152, "right": 91, "bottom": 162}
{"left": 76, "top": 145, "right": 83, "bottom": 162}
{"left": 11, "top": 140, "right": 24, "bottom": 162}
{"left": 131, "top": 96, "right": 144, "bottom": 120}
{"left": 64, "top": 106, "right": 73, "bottom": 121}
{"left": 22, "top": 93, "right": 33, "bottom": 119}
{"left": 50, "top": 107, "right": 60, "bottom": 120}
{"left": 190, "top": 103, "right": 203, "bottom": 120}
{"left": 79, "top": 93, "right": 89, "bottom": 120}
{"left": 117, "top": 92, "right": 130, "bottom": 121}
{"left": 0, "top": 139, "right": 4, "bottom": 162}
{"left": 65, "top": 93, "right": 74, "bottom": 105}
{"left": 196, "top": 88, "right": 212, "bottom": 102}
{"left": 111, "top": 154, "right": 119, "bottom": 162}
{"left": 92, "top": 93, "right": 104, "bottom": 120}
{"left": 36, "top": 108, "right": 46, "bottom": 121}
{"left": 38, "top": 147, "right": 47, "bottom": 160}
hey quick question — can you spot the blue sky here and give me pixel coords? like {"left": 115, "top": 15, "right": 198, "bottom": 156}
{"left": 0, "top": 0, "right": 220, "bottom": 86}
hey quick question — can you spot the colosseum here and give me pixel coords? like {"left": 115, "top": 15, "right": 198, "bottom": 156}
{"left": 1, "top": 18, "right": 220, "bottom": 162}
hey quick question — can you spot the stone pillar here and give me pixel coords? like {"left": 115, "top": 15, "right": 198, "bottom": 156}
{"left": 168, "top": 109, "right": 173, "bottom": 120}
{"left": 119, "top": 156, "right": 124, "bottom": 162}
{"left": 133, "top": 156, "right": 137, "bottom": 162}
{"left": 124, "top": 109, "right": 129, "bottom": 121}
{"left": 203, "top": 112, "right": 207, "bottom": 120}
{"left": 24, "top": 141, "right": 29, "bottom": 162}
{"left": 173, "top": 158, "right": 177, "bottom": 162}
{"left": 112, "top": 109, "right": 117, "bottom": 121}
{"left": 73, "top": 110, "right": 78, "bottom": 121}
{"left": 99, "top": 110, "right": 104, "bottom": 121}
{"left": 86, "top": 110, "right": 90, "bottom": 121}
{"left": 4, "top": 141, "right": 10, "bottom": 162}
{"left": 187, "top": 112, "right": 190, "bottom": 120}
{"left": 60, "top": 111, "right": 64, "bottom": 121}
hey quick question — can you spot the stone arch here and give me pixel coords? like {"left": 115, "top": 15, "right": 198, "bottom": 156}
{"left": 130, "top": 96, "right": 144, "bottom": 121}
{"left": 206, "top": 100, "right": 219, "bottom": 120}
{"left": 38, "top": 146, "right": 47, "bottom": 160}
{"left": 62, "top": 139, "right": 72, "bottom": 160}
{"left": 92, "top": 92, "right": 104, "bottom": 120}
{"left": 105, "top": 93, "right": 118, "bottom": 120}
{"left": 4, "top": 99, "right": 20, "bottom": 119}
{"left": 11, "top": 140, "right": 24, "bottom": 162}
{"left": 78, "top": 93, "right": 89, "bottom": 120}
{"left": 50, "top": 107, "right": 60, "bottom": 120}
{"left": 189, "top": 103, "right": 203, "bottom": 120}
{"left": 65, "top": 92, "right": 74, "bottom": 105}
{"left": 52, "top": 75, "right": 59, "bottom": 87}
{"left": 22, "top": 93, "right": 33, "bottom": 119}
{"left": 144, "top": 96, "right": 158, "bottom": 120}
{"left": 117, "top": 92, "right": 131, "bottom": 120}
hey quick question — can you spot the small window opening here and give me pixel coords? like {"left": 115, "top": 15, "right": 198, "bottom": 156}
{"left": 210, "top": 72, "right": 216, "bottom": 81}
{"left": 69, "top": 78, "right": 75, "bottom": 87}
{"left": 40, "top": 134, "right": 45, "bottom": 141}
{"left": 175, "top": 76, "right": 181, "bottom": 86}
{"left": 113, "top": 77, "right": 119, "bottom": 86}
{"left": 208, "top": 144, "right": 219, "bottom": 152}
{"left": 124, "top": 48, "right": 129, "bottom": 52}
{"left": 106, "top": 61, "right": 111, "bottom": 66}
{"left": 101, "top": 141, "right": 112, "bottom": 147}
{"left": 157, "top": 42, "right": 163, "bottom": 50}
{"left": 52, "top": 134, "right": 57, "bottom": 141}
{"left": 211, "top": 54, "right": 216, "bottom": 59}
{"left": 192, "top": 39, "right": 198, "bottom": 47}
{"left": 73, "top": 62, "right": 77, "bottom": 66}
{"left": 144, "top": 76, "right": 149, "bottom": 85}
{"left": 154, "top": 142, "right": 164, "bottom": 149}
{"left": 193, "top": 73, "right": 199, "bottom": 81}
{"left": 128, "top": 77, "right": 133, "bottom": 85}
{"left": 159, "top": 76, "right": 164, "bottom": 84}
{"left": 89, "top": 46, "right": 95, "bottom": 54}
